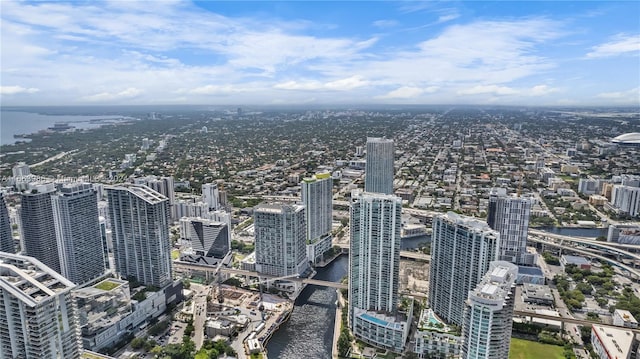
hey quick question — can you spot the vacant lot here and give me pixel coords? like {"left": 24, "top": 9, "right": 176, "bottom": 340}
{"left": 509, "top": 338, "right": 564, "bottom": 359}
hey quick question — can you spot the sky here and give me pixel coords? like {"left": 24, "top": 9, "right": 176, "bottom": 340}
{"left": 1, "top": 1, "right": 639, "bottom": 107}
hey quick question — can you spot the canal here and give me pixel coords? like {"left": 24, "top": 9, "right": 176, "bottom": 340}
{"left": 266, "top": 255, "right": 348, "bottom": 358}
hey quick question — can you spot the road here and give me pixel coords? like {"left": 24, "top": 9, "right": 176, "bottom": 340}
{"left": 191, "top": 283, "right": 210, "bottom": 350}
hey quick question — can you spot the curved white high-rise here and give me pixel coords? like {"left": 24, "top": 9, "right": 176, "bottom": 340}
{"left": 462, "top": 261, "right": 517, "bottom": 359}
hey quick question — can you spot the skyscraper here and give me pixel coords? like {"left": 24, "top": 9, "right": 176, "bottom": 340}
{"left": 201, "top": 183, "right": 220, "bottom": 211}
{"left": 462, "top": 261, "right": 517, "bottom": 359}
{"left": 301, "top": 172, "right": 333, "bottom": 264}
{"left": 253, "top": 203, "right": 308, "bottom": 277}
{"left": 106, "top": 184, "right": 172, "bottom": 288}
{"left": 52, "top": 183, "right": 106, "bottom": 285}
{"left": 429, "top": 212, "right": 500, "bottom": 326}
{"left": 0, "top": 192, "right": 14, "bottom": 253}
{"left": 20, "top": 182, "right": 60, "bottom": 274}
{"left": 0, "top": 252, "right": 81, "bottom": 359}
{"left": 365, "top": 137, "right": 394, "bottom": 195}
{"left": 487, "top": 188, "right": 533, "bottom": 265}
{"left": 349, "top": 191, "right": 409, "bottom": 352}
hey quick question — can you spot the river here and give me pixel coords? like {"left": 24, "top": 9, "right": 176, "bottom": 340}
{"left": 266, "top": 255, "right": 348, "bottom": 359}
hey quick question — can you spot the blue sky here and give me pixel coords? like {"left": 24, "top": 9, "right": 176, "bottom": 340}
{"left": 1, "top": 1, "right": 639, "bottom": 106}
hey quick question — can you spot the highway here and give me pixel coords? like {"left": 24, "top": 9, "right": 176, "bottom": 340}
{"left": 332, "top": 242, "right": 430, "bottom": 262}
{"left": 527, "top": 237, "right": 640, "bottom": 278}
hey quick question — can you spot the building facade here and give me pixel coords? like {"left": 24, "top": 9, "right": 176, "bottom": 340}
{"left": 429, "top": 212, "right": 500, "bottom": 327}
{"left": 301, "top": 172, "right": 333, "bottom": 264}
{"left": 365, "top": 137, "right": 395, "bottom": 195}
{"left": 350, "top": 191, "right": 408, "bottom": 352}
{"left": 461, "top": 261, "right": 517, "bottom": 359}
{"left": 52, "top": 183, "right": 106, "bottom": 285}
{"left": 0, "top": 192, "right": 14, "bottom": 253}
{"left": 201, "top": 183, "right": 220, "bottom": 211}
{"left": 0, "top": 252, "right": 81, "bottom": 359}
{"left": 253, "top": 203, "right": 309, "bottom": 277}
{"left": 180, "top": 218, "right": 230, "bottom": 259}
{"left": 20, "top": 182, "right": 61, "bottom": 274}
{"left": 106, "top": 184, "right": 172, "bottom": 288}
{"left": 487, "top": 188, "right": 533, "bottom": 265}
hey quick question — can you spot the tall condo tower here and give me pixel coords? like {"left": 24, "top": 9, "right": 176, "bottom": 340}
{"left": 253, "top": 203, "right": 308, "bottom": 277}
{"left": 365, "top": 137, "right": 394, "bottom": 195}
{"left": 20, "top": 183, "right": 60, "bottom": 274}
{"left": 0, "top": 252, "right": 81, "bottom": 359}
{"left": 301, "top": 172, "right": 333, "bottom": 264}
{"left": 429, "top": 212, "right": 500, "bottom": 326}
{"left": 201, "top": 183, "right": 220, "bottom": 211}
{"left": 52, "top": 183, "right": 106, "bottom": 285}
{"left": 487, "top": 188, "right": 533, "bottom": 265}
{"left": 0, "top": 192, "right": 14, "bottom": 253}
{"left": 106, "top": 184, "right": 172, "bottom": 288}
{"left": 349, "top": 191, "right": 409, "bottom": 352}
{"left": 462, "top": 261, "right": 517, "bottom": 359}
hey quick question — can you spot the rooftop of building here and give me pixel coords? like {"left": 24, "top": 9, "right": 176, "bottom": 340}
{"left": 469, "top": 261, "right": 518, "bottom": 304}
{"left": 439, "top": 211, "right": 495, "bottom": 233}
{"left": 106, "top": 183, "right": 167, "bottom": 204}
{"left": 613, "top": 309, "right": 638, "bottom": 324}
{"left": 417, "top": 308, "right": 456, "bottom": 333}
{"left": 561, "top": 255, "right": 591, "bottom": 265}
{"left": 254, "top": 202, "right": 304, "bottom": 213}
{"left": 612, "top": 132, "right": 640, "bottom": 144}
{"left": 592, "top": 324, "right": 634, "bottom": 358}
{"left": 0, "top": 252, "right": 75, "bottom": 306}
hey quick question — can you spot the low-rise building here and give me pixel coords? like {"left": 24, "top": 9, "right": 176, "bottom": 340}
{"left": 591, "top": 324, "right": 634, "bottom": 359}
{"left": 516, "top": 266, "right": 545, "bottom": 285}
{"left": 560, "top": 255, "right": 591, "bottom": 271}
{"left": 522, "top": 283, "right": 554, "bottom": 306}
{"left": 413, "top": 308, "right": 461, "bottom": 359}
{"left": 612, "top": 309, "right": 638, "bottom": 329}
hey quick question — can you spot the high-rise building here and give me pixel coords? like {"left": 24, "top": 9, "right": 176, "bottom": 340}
{"left": 429, "top": 212, "right": 500, "bottom": 326}
{"left": 133, "top": 176, "right": 175, "bottom": 218}
{"left": 180, "top": 218, "right": 230, "bottom": 259}
{"left": 52, "top": 183, "right": 106, "bottom": 285}
{"left": 301, "top": 172, "right": 333, "bottom": 264}
{"left": 349, "top": 191, "right": 410, "bottom": 352}
{"left": 461, "top": 261, "right": 517, "bottom": 359}
{"left": 253, "top": 203, "right": 308, "bottom": 277}
{"left": 0, "top": 252, "right": 81, "bottom": 359}
{"left": 487, "top": 188, "right": 533, "bottom": 265}
{"left": 20, "top": 182, "right": 60, "bottom": 274}
{"left": 202, "top": 183, "right": 220, "bottom": 211}
{"left": 0, "top": 192, "right": 14, "bottom": 253}
{"left": 106, "top": 184, "right": 172, "bottom": 288}
{"left": 610, "top": 185, "right": 640, "bottom": 218}
{"left": 365, "top": 137, "right": 394, "bottom": 195}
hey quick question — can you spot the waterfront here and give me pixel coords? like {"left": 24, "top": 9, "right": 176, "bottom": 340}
{"left": 0, "top": 110, "right": 126, "bottom": 146}
{"left": 266, "top": 255, "right": 348, "bottom": 359}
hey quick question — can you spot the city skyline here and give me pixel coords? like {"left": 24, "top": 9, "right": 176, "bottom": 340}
{"left": 1, "top": 1, "right": 639, "bottom": 106}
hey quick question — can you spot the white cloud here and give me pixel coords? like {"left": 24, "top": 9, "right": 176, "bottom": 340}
{"left": 529, "top": 85, "right": 559, "bottom": 96}
{"left": 587, "top": 34, "right": 640, "bottom": 58}
{"left": 436, "top": 14, "right": 460, "bottom": 24}
{"left": 274, "top": 76, "right": 368, "bottom": 91}
{"left": 379, "top": 86, "right": 438, "bottom": 99}
{"left": 457, "top": 85, "right": 519, "bottom": 96}
{"left": 372, "top": 19, "right": 398, "bottom": 28}
{"left": 81, "top": 87, "right": 142, "bottom": 102}
{"left": 595, "top": 87, "right": 640, "bottom": 103}
{"left": 0, "top": 86, "right": 40, "bottom": 95}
